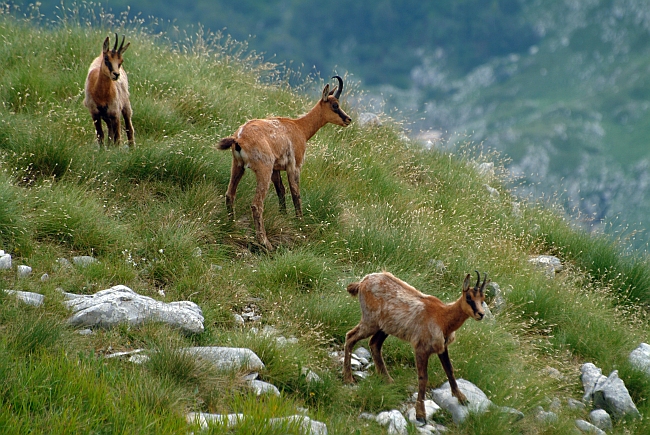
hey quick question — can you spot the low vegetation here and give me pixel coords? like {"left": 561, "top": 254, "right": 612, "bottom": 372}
{"left": 1, "top": 4, "right": 650, "bottom": 434}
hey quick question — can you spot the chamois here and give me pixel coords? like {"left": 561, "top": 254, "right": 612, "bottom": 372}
{"left": 216, "top": 76, "right": 351, "bottom": 250}
{"left": 344, "top": 271, "right": 487, "bottom": 423}
{"left": 84, "top": 34, "right": 134, "bottom": 146}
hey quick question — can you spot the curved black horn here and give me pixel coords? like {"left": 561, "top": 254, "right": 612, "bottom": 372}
{"left": 118, "top": 35, "right": 125, "bottom": 53}
{"left": 475, "top": 270, "right": 481, "bottom": 288}
{"left": 332, "top": 75, "right": 343, "bottom": 99}
{"left": 482, "top": 272, "right": 488, "bottom": 288}
{"left": 113, "top": 33, "right": 118, "bottom": 51}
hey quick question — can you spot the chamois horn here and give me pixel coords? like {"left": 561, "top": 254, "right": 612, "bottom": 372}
{"left": 113, "top": 33, "right": 119, "bottom": 51}
{"left": 118, "top": 34, "right": 126, "bottom": 53}
{"left": 332, "top": 75, "right": 343, "bottom": 99}
{"left": 475, "top": 270, "right": 481, "bottom": 288}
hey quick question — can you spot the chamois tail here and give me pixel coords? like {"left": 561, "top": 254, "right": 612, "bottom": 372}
{"left": 216, "top": 137, "right": 237, "bottom": 150}
{"left": 346, "top": 282, "right": 360, "bottom": 297}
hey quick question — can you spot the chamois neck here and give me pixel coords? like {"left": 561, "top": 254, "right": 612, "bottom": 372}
{"left": 441, "top": 297, "right": 471, "bottom": 337}
{"left": 294, "top": 101, "right": 328, "bottom": 141}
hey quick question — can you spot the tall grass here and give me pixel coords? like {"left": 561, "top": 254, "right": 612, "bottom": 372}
{"left": 1, "top": 4, "right": 650, "bottom": 434}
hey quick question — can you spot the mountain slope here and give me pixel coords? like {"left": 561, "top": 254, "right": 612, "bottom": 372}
{"left": 1, "top": 8, "right": 650, "bottom": 434}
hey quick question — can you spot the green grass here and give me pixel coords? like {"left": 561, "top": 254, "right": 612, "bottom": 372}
{"left": 1, "top": 4, "right": 650, "bottom": 434}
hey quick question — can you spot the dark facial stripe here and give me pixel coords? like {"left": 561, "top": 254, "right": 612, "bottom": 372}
{"left": 466, "top": 293, "right": 478, "bottom": 315}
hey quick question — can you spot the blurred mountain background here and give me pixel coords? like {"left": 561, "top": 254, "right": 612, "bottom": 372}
{"left": 36, "top": 0, "right": 650, "bottom": 249}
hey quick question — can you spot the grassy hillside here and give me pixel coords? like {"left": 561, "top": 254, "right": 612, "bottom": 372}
{"left": 2, "top": 6, "right": 650, "bottom": 435}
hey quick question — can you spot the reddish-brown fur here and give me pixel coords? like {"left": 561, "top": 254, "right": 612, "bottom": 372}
{"left": 344, "top": 271, "right": 487, "bottom": 422}
{"left": 216, "top": 76, "right": 351, "bottom": 250}
{"left": 84, "top": 34, "right": 134, "bottom": 146}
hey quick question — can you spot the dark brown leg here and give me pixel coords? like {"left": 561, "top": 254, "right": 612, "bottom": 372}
{"left": 369, "top": 330, "right": 393, "bottom": 382}
{"left": 415, "top": 348, "right": 433, "bottom": 423}
{"left": 271, "top": 170, "right": 286, "bottom": 213}
{"left": 438, "top": 349, "right": 467, "bottom": 404}
{"left": 225, "top": 160, "right": 245, "bottom": 217}
{"left": 343, "top": 324, "right": 374, "bottom": 384}
{"left": 286, "top": 168, "right": 302, "bottom": 218}
{"left": 92, "top": 113, "right": 104, "bottom": 145}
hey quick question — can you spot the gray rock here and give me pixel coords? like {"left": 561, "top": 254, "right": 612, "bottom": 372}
{"left": 353, "top": 346, "right": 372, "bottom": 361}
{"left": 534, "top": 406, "right": 558, "bottom": 423}
{"left": 0, "top": 251, "right": 11, "bottom": 269}
{"left": 376, "top": 410, "right": 408, "bottom": 435}
{"left": 72, "top": 255, "right": 98, "bottom": 267}
{"left": 405, "top": 400, "right": 441, "bottom": 424}
{"left": 592, "top": 370, "right": 640, "bottom": 420}
{"left": 302, "top": 367, "right": 323, "bottom": 383}
{"left": 629, "top": 343, "right": 650, "bottom": 376}
{"left": 575, "top": 419, "right": 607, "bottom": 435}
{"left": 185, "top": 346, "right": 265, "bottom": 372}
{"left": 568, "top": 398, "right": 587, "bottom": 411}
{"left": 486, "top": 282, "right": 506, "bottom": 314}
{"left": 187, "top": 412, "right": 327, "bottom": 434}
{"left": 581, "top": 363, "right": 607, "bottom": 403}
{"left": 483, "top": 184, "right": 500, "bottom": 198}
{"left": 4, "top": 289, "right": 44, "bottom": 306}
{"left": 56, "top": 257, "right": 72, "bottom": 268}
{"left": 17, "top": 265, "right": 32, "bottom": 277}
{"left": 40, "top": 273, "right": 49, "bottom": 282}
{"left": 476, "top": 162, "right": 495, "bottom": 178}
{"left": 589, "top": 409, "right": 612, "bottom": 432}
{"left": 528, "top": 255, "right": 563, "bottom": 277}
{"left": 247, "top": 379, "right": 280, "bottom": 396}
{"left": 430, "top": 379, "right": 492, "bottom": 424}
{"left": 64, "top": 285, "right": 204, "bottom": 334}
{"left": 233, "top": 313, "right": 245, "bottom": 326}
{"left": 358, "top": 112, "right": 382, "bottom": 127}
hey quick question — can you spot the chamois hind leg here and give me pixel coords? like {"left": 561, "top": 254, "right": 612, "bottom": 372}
{"left": 92, "top": 113, "right": 104, "bottom": 145}
{"left": 286, "top": 167, "right": 302, "bottom": 218}
{"left": 369, "top": 330, "right": 393, "bottom": 382}
{"left": 225, "top": 159, "right": 245, "bottom": 218}
{"left": 122, "top": 104, "right": 135, "bottom": 145}
{"left": 415, "top": 347, "right": 433, "bottom": 423}
{"left": 438, "top": 348, "right": 467, "bottom": 405}
{"left": 343, "top": 323, "right": 375, "bottom": 383}
{"left": 251, "top": 167, "right": 273, "bottom": 250}
{"left": 271, "top": 170, "right": 286, "bottom": 213}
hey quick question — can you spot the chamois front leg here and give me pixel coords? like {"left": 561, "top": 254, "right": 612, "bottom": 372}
{"left": 271, "top": 170, "right": 286, "bottom": 213}
{"left": 122, "top": 105, "right": 135, "bottom": 145}
{"left": 91, "top": 113, "right": 105, "bottom": 145}
{"left": 438, "top": 348, "right": 467, "bottom": 405}
{"left": 415, "top": 348, "right": 433, "bottom": 423}
{"left": 106, "top": 114, "right": 120, "bottom": 145}
{"left": 286, "top": 167, "right": 302, "bottom": 218}
{"left": 369, "top": 330, "right": 393, "bottom": 382}
{"left": 251, "top": 168, "right": 273, "bottom": 250}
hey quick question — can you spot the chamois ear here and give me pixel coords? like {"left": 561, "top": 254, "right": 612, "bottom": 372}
{"left": 321, "top": 84, "right": 331, "bottom": 102}
{"left": 102, "top": 36, "right": 110, "bottom": 53}
{"left": 462, "top": 273, "right": 472, "bottom": 292}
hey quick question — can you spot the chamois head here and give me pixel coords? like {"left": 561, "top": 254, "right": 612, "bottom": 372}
{"left": 320, "top": 75, "right": 352, "bottom": 127}
{"left": 461, "top": 271, "right": 487, "bottom": 320}
{"left": 101, "top": 34, "right": 130, "bottom": 81}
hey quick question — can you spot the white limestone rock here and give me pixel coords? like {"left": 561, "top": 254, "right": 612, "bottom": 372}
{"left": 430, "top": 379, "right": 492, "bottom": 424}
{"left": 376, "top": 410, "right": 408, "bottom": 435}
{"left": 184, "top": 346, "right": 265, "bottom": 372}
{"left": 3, "top": 289, "right": 44, "bottom": 306}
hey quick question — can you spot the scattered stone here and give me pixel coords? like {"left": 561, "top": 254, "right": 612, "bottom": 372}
{"left": 17, "top": 265, "right": 32, "bottom": 277}
{"left": 428, "top": 259, "right": 447, "bottom": 273}
{"left": 483, "top": 184, "right": 500, "bottom": 198}
{"left": 511, "top": 201, "right": 522, "bottom": 218}
{"left": 592, "top": 370, "right": 640, "bottom": 420}
{"left": 192, "top": 247, "right": 202, "bottom": 257}
{"left": 185, "top": 346, "right": 265, "bottom": 372}
{"left": 187, "top": 412, "right": 327, "bottom": 434}
{"left": 575, "top": 419, "right": 607, "bottom": 435}
{"left": 0, "top": 250, "right": 11, "bottom": 269}
{"left": 544, "top": 366, "right": 564, "bottom": 381}
{"left": 302, "top": 367, "right": 323, "bottom": 383}
{"left": 548, "top": 397, "right": 562, "bottom": 412}
{"left": 353, "top": 347, "right": 372, "bottom": 361}
{"left": 581, "top": 363, "right": 607, "bottom": 403}
{"left": 476, "top": 162, "right": 495, "bottom": 178}
{"left": 77, "top": 328, "right": 94, "bottom": 336}
{"left": 72, "top": 256, "right": 98, "bottom": 267}
{"left": 358, "top": 112, "right": 382, "bottom": 127}
{"left": 528, "top": 255, "right": 563, "bottom": 277}
{"left": 233, "top": 313, "right": 245, "bottom": 326}
{"left": 430, "top": 379, "right": 492, "bottom": 424}
{"left": 376, "top": 410, "right": 408, "bottom": 435}
{"left": 247, "top": 379, "right": 280, "bottom": 396}
{"left": 405, "top": 400, "right": 440, "bottom": 424}
{"left": 534, "top": 406, "right": 558, "bottom": 423}
{"left": 589, "top": 409, "right": 612, "bottom": 432}
{"left": 568, "top": 398, "right": 587, "bottom": 411}
{"left": 40, "top": 273, "right": 49, "bottom": 282}
{"left": 353, "top": 370, "right": 369, "bottom": 380}
{"left": 3, "top": 289, "right": 44, "bottom": 306}
{"left": 485, "top": 281, "right": 506, "bottom": 314}
{"left": 629, "top": 343, "right": 650, "bottom": 376}
{"left": 129, "top": 353, "right": 150, "bottom": 364}
{"left": 57, "top": 257, "right": 72, "bottom": 268}
{"left": 64, "top": 285, "right": 205, "bottom": 334}
{"left": 105, "top": 349, "right": 146, "bottom": 359}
